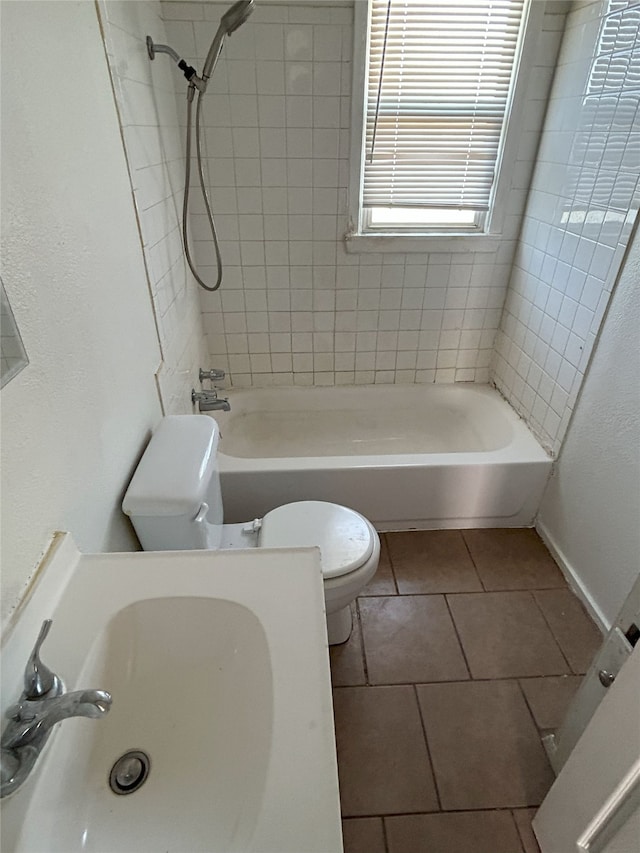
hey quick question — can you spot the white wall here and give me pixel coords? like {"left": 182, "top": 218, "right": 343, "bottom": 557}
{"left": 493, "top": 0, "right": 640, "bottom": 455}
{"left": 537, "top": 225, "right": 640, "bottom": 629}
{"left": 98, "top": 0, "right": 209, "bottom": 413}
{"left": 0, "top": 1, "right": 164, "bottom": 626}
{"left": 160, "top": 0, "right": 566, "bottom": 388}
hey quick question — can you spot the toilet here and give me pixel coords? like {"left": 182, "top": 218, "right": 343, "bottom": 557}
{"left": 122, "top": 415, "right": 380, "bottom": 644}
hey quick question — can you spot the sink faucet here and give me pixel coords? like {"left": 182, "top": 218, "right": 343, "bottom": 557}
{"left": 192, "top": 388, "right": 231, "bottom": 412}
{"left": 0, "top": 620, "right": 112, "bottom": 798}
{"left": 3, "top": 689, "right": 112, "bottom": 751}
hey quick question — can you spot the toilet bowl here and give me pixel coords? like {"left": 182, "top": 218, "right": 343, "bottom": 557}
{"left": 122, "top": 415, "right": 380, "bottom": 644}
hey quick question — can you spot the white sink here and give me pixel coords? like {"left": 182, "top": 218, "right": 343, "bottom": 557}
{"left": 1, "top": 536, "right": 342, "bottom": 852}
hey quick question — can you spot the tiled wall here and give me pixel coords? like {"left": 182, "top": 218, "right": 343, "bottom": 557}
{"left": 492, "top": 0, "right": 640, "bottom": 455}
{"left": 98, "top": 0, "right": 209, "bottom": 413}
{"left": 160, "top": 0, "right": 566, "bottom": 388}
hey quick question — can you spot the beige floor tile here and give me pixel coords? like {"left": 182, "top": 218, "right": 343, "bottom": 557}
{"left": 333, "top": 685, "right": 439, "bottom": 816}
{"left": 534, "top": 589, "right": 603, "bottom": 674}
{"left": 417, "top": 680, "right": 555, "bottom": 810}
{"left": 385, "top": 811, "right": 524, "bottom": 853}
{"left": 519, "top": 675, "right": 583, "bottom": 730}
{"left": 365, "top": 535, "right": 398, "bottom": 595}
{"left": 448, "top": 591, "right": 569, "bottom": 678}
{"left": 360, "top": 596, "right": 469, "bottom": 684}
{"left": 330, "top": 603, "right": 366, "bottom": 687}
{"left": 342, "top": 818, "right": 387, "bottom": 853}
{"left": 387, "top": 530, "right": 483, "bottom": 593}
{"left": 512, "top": 809, "right": 542, "bottom": 853}
{"left": 463, "top": 529, "right": 566, "bottom": 591}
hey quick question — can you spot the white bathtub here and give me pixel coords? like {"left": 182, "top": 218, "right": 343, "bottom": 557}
{"left": 211, "top": 384, "right": 552, "bottom": 531}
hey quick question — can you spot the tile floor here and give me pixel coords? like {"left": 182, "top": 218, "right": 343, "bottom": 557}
{"left": 330, "top": 529, "right": 603, "bottom": 853}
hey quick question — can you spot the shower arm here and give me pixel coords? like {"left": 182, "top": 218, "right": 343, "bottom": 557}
{"left": 146, "top": 37, "right": 207, "bottom": 92}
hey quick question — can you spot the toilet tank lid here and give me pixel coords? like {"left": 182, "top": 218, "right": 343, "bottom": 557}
{"left": 122, "top": 416, "right": 219, "bottom": 517}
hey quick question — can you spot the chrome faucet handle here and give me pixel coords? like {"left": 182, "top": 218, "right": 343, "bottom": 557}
{"left": 199, "top": 367, "right": 225, "bottom": 382}
{"left": 23, "top": 620, "right": 61, "bottom": 700}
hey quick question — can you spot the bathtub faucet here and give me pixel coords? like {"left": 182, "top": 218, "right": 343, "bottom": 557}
{"left": 192, "top": 388, "right": 231, "bottom": 412}
{"left": 199, "top": 368, "right": 225, "bottom": 382}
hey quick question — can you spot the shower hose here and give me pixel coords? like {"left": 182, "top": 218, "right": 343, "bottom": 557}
{"left": 183, "top": 85, "right": 223, "bottom": 292}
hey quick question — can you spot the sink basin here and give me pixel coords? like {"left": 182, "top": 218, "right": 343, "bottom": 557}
{"left": 1, "top": 536, "right": 342, "bottom": 852}
{"left": 16, "top": 598, "right": 272, "bottom": 851}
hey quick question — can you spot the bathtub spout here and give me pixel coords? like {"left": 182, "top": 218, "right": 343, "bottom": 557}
{"left": 192, "top": 388, "right": 230, "bottom": 412}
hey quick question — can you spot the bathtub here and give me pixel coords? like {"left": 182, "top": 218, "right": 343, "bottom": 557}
{"left": 211, "top": 384, "right": 552, "bottom": 531}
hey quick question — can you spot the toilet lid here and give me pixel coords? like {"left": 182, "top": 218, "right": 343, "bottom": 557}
{"left": 260, "top": 501, "right": 374, "bottom": 579}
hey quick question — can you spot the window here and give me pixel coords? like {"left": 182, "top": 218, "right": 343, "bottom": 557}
{"left": 348, "top": 0, "right": 533, "bottom": 245}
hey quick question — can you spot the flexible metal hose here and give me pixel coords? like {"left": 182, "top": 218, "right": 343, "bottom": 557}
{"left": 182, "top": 86, "right": 223, "bottom": 291}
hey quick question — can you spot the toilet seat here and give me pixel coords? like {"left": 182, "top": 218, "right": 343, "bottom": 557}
{"left": 260, "top": 500, "right": 374, "bottom": 579}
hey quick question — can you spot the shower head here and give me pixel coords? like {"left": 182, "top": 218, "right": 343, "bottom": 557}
{"left": 202, "top": 0, "right": 255, "bottom": 82}
{"left": 221, "top": 0, "right": 255, "bottom": 35}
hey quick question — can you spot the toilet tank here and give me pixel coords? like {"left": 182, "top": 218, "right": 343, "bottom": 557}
{"left": 122, "top": 415, "right": 223, "bottom": 551}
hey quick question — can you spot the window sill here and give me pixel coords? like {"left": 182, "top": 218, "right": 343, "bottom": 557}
{"left": 344, "top": 232, "right": 503, "bottom": 255}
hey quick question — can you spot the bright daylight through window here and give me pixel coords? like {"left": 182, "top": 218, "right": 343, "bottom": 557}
{"left": 356, "top": 0, "right": 528, "bottom": 235}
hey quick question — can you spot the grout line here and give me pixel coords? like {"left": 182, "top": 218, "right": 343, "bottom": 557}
{"left": 515, "top": 677, "right": 549, "bottom": 741}
{"left": 412, "top": 684, "right": 443, "bottom": 812}
{"left": 381, "top": 533, "right": 400, "bottom": 595}
{"left": 510, "top": 809, "right": 531, "bottom": 853}
{"left": 355, "top": 598, "right": 370, "bottom": 685}
{"left": 344, "top": 810, "right": 441, "bottom": 820}
{"left": 529, "top": 590, "right": 574, "bottom": 674}
{"left": 344, "top": 804, "right": 544, "bottom": 820}
{"left": 444, "top": 594, "right": 473, "bottom": 680}
{"left": 505, "top": 672, "right": 583, "bottom": 682}
{"left": 380, "top": 815, "right": 391, "bottom": 853}
{"left": 460, "top": 530, "right": 486, "bottom": 591}
{"left": 340, "top": 674, "right": 582, "bottom": 688}
{"left": 357, "top": 582, "right": 568, "bottom": 599}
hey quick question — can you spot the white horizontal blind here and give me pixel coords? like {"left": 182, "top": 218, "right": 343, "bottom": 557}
{"left": 364, "top": 0, "right": 526, "bottom": 211}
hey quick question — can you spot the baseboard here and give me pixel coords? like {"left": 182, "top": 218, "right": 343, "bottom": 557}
{"left": 536, "top": 519, "right": 610, "bottom": 634}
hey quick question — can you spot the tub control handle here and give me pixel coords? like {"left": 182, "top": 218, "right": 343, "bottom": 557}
{"left": 193, "top": 503, "right": 209, "bottom": 524}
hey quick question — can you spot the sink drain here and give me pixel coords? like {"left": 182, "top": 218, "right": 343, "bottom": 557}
{"left": 109, "top": 750, "right": 150, "bottom": 795}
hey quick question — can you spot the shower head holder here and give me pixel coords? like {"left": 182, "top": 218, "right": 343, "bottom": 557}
{"left": 146, "top": 37, "right": 204, "bottom": 90}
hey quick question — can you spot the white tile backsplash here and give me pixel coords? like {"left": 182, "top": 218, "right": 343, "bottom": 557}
{"left": 492, "top": 0, "right": 640, "bottom": 455}
{"left": 159, "top": 0, "right": 566, "bottom": 389}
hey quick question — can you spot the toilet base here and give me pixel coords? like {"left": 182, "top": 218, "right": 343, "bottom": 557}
{"left": 326, "top": 605, "right": 353, "bottom": 645}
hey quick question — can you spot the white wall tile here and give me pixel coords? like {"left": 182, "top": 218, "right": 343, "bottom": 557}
{"left": 100, "top": 0, "right": 209, "bottom": 415}
{"left": 492, "top": 0, "right": 640, "bottom": 455}
{"left": 156, "top": 0, "right": 567, "bottom": 390}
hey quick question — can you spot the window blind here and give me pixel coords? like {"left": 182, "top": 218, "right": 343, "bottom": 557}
{"left": 363, "top": 0, "right": 526, "bottom": 211}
